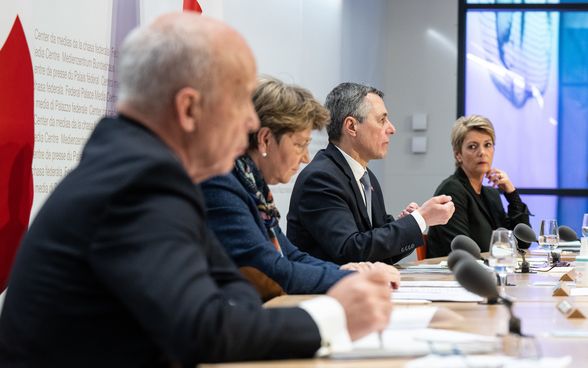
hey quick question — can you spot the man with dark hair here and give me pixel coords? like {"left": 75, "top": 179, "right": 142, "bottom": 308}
{"left": 288, "top": 82, "right": 455, "bottom": 264}
{"left": 0, "top": 15, "right": 395, "bottom": 368}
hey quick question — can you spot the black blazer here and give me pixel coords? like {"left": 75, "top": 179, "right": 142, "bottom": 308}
{"left": 287, "top": 143, "right": 422, "bottom": 264}
{"left": 427, "top": 167, "right": 530, "bottom": 258}
{"left": 0, "top": 116, "right": 320, "bottom": 368}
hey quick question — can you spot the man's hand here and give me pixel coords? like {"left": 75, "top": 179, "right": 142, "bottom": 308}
{"left": 340, "top": 262, "right": 372, "bottom": 273}
{"left": 340, "top": 262, "right": 400, "bottom": 289}
{"left": 398, "top": 202, "right": 419, "bottom": 218}
{"left": 416, "top": 195, "right": 455, "bottom": 227}
{"left": 327, "top": 270, "right": 394, "bottom": 341}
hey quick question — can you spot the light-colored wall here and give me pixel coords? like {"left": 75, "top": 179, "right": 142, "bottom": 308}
{"left": 382, "top": 0, "right": 458, "bottom": 222}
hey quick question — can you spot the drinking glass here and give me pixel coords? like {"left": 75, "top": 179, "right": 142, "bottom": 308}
{"left": 489, "top": 229, "right": 518, "bottom": 294}
{"left": 539, "top": 219, "right": 559, "bottom": 265}
{"left": 582, "top": 214, "right": 588, "bottom": 237}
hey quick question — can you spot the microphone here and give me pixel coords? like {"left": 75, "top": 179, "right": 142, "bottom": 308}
{"left": 447, "top": 249, "right": 476, "bottom": 271}
{"left": 513, "top": 223, "right": 537, "bottom": 244}
{"left": 559, "top": 225, "right": 579, "bottom": 242}
{"left": 451, "top": 235, "right": 482, "bottom": 259}
{"left": 513, "top": 224, "right": 535, "bottom": 273}
{"left": 453, "top": 258, "right": 522, "bottom": 335}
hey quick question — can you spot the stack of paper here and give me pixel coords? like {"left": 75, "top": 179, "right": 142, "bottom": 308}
{"left": 330, "top": 306, "right": 498, "bottom": 359}
{"left": 405, "top": 354, "right": 571, "bottom": 368}
{"left": 393, "top": 281, "right": 484, "bottom": 302}
{"left": 332, "top": 328, "right": 498, "bottom": 359}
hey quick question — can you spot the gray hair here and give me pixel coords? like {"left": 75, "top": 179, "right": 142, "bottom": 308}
{"left": 117, "top": 19, "right": 216, "bottom": 117}
{"left": 325, "top": 82, "right": 384, "bottom": 142}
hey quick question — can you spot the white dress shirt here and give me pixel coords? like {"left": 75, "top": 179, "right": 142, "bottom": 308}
{"left": 334, "top": 145, "right": 426, "bottom": 232}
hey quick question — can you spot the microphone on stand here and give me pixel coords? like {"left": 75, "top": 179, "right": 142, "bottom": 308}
{"left": 447, "top": 249, "right": 476, "bottom": 271}
{"left": 559, "top": 225, "right": 579, "bottom": 242}
{"left": 451, "top": 235, "right": 487, "bottom": 265}
{"left": 452, "top": 258, "right": 522, "bottom": 336}
{"left": 513, "top": 223, "right": 535, "bottom": 273}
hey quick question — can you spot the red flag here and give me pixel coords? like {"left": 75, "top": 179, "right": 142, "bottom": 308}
{"left": 0, "top": 16, "right": 35, "bottom": 291}
{"left": 183, "top": 0, "right": 203, "bottom": 13}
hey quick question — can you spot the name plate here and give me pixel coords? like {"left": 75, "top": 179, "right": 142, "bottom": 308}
{"left": 557, "top": 300, "right": 586, "bottom": 319}
{"left": 560, "top": 269, "right": 576, "bottom": 282}
{"left": 553, "top": 283, "right": 571, "bottom": 297}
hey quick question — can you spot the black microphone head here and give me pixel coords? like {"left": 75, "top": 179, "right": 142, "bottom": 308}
{"left": 453, "top": 259, "right": 499, "bottom": 300}
{"left": 450, "top": 235, "right": 481, "bottom": 259}
{"left": 559, "top": 225, "right": 579, "bottom": 242}
{"left": 513, "top": 223, "right": 537, "bottom": 245}
{"left": 447, "top": 249, "right": 476, "bottom": 271}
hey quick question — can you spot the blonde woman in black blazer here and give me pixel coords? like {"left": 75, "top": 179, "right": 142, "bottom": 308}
{"left": 427, "top": 115, "right": 530, "bottom": 258}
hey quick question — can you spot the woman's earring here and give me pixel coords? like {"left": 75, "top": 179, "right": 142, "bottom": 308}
{"left": 261, "top": 152, "right": 268, "bottom": 158}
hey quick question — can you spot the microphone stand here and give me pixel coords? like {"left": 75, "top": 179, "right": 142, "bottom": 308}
{"left": 499, "top": 296, "right": 522, "bottom": 336}
{"left": 518, "top": 249, "right": 530, "bottom": 273}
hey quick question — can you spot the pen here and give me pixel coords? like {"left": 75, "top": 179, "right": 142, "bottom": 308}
{"left": 378, "top": 331, "right": 383, "bottom": 349}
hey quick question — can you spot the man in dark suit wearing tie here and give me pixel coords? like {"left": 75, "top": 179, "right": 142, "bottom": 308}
{"left": 0, "top": 15, "right": 395, "bottom": 368}
{"left": 287, "top": 83, "right": 455, "bottom": 264}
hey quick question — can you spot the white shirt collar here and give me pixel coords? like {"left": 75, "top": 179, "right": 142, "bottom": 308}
{"left": 334, "top": 145, "right": 367, "bottom": 182}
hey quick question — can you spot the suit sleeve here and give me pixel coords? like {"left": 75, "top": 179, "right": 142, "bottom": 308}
{"left": 202, "top": 175, "right": 350, "bottom": 295}
{"left": 296, "top": 170, "right": 422, "bottom": 264}
{"left": 276, "top": 227, "right": 343, "bottom": 270}
{"left": 503, "top": 189, "right": 531, "bottom": 228}
{"left": 427, "top": 180, "right": 472, "bottom": 258}
{"left": 88, "top": 167, "right": 321, "bottom": 365}
{"left": 502, "top": 189, "right": 531, "bottom": 248}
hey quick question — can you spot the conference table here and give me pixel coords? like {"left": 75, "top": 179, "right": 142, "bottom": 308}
{"left": 201, "top": 253, "right": 588, "bottom": 367}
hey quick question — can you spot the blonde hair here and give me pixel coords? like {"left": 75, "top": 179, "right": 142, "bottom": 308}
{"left": 451, "top": 115, "right": 496, "bottom": 167}
{"left": 249, "top": 77, "right": 329, "bottom": 149}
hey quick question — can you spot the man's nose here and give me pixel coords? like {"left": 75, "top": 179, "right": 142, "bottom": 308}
{"left": 387, "top": 120, "right": 396, "bottom": 135}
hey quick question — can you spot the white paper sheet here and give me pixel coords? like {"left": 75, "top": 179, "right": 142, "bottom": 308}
{"left": 405, "top": 354, "right": 572, "bottom": 368}
{"left": 393, "top": 286, "right": 484, "bottom": 302}
{"left": 331, "top": 328, "right": 498, "bottom": 359}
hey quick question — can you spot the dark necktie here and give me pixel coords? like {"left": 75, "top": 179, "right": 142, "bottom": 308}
{"left": 360, "top": 171, "right": 372, "bottom": 225}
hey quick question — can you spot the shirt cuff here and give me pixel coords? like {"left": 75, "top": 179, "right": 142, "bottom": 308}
{"left": 299, "top": 296, "right": 353, "bottom": 357}
{"left": 411, "top": 211, "right": 427, "bottom": 233}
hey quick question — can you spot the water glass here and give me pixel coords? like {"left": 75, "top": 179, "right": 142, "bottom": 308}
{"left": 539, "top": 219, "right": 559, "bottom": 265}
{"left": 489, "top": 229, "right": 517, "bottom": 294}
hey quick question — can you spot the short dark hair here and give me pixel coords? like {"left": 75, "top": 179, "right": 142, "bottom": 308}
{"left": 325, "top": 82, "right": 384, "bottom": 142}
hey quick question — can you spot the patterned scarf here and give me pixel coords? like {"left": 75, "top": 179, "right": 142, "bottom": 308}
{"left": 234, "top": 155, "right": 283, "bottom": 256}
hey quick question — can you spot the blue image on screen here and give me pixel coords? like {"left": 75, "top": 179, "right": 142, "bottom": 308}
{"left": 465, "top": 6, "right": 588, "bottom": 234}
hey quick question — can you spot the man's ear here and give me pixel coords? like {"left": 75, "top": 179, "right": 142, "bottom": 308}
{"left": 343, "top": 116, "right": 358, "bottom": 137}
{"left": 175, "top": 87, "right": 202, "bottom": 133}
{"left": 256, "top": 127, "right": 272, "bottom": 153}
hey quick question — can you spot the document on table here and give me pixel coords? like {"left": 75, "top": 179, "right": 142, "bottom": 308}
{"left": 400, "top": 263, "right": 452, "bottom": 274}
{"left": 393, "top": 285, "right": 484, "bottom": 302}
{"left": 569, "top": 287, "right": 588, "bottom": 296}
{"left": 330, "top": 328, "right": 498, "bottom": 359}
{"left": 405, "top": 354, "right": 572, "bottom": 368}
{"left": 387, "top": 306, "right": 464, "bottom": 330}
{"left": 401, "top": 280, "right": 461, "bottom": 288}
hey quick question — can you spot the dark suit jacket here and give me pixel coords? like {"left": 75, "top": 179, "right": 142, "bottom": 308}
{"left": 287, "top": 143, "right": 422, "bottom": 264}
{"left": 427, "top": 167, "right": 530, "bottom": 258}
{"left": 0, "top": 116, "right": 320, "bottom": 368}
{"left": 201, "top": 172, "right": 350, "bottom": 295}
